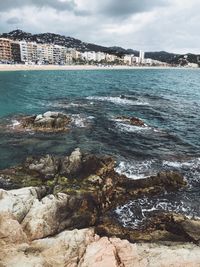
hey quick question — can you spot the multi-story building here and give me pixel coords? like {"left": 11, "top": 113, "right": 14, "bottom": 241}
{"left": 11, "top": 41, "right": 21, "bottom": 63}
{"left": 0, "top": 38, "right": 12, "bottom": 62}
{"left": 81, "top": 51, "right": 97, "bottom": 62}
{"left": 105, "top": 53, "right": 117, "bottom": 62}
{"left": 96, "top": 52, "right": 106, "bottom": 62}
{"left": 123, "top": 54, "right": 135, "bottom": 65}
{"left": 45, "top": 44, "right": 54, "bottom": 64}
{"left": 27, "top": 42, "right": 38, "bottom": 63}
{"left": 53, "top": 45, "right": 67, "bottom": 64}
{"left": 139, "top": 50, "right": 145, "bottom": 63}
{"left": 19, "top": 41, "right": 28, "bottom": 63}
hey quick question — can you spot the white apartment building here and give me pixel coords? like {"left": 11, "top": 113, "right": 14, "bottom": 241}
{"left": 53, "top": 45, "right": 66, "bottom": 64}
{"left": 105, "top": 53, "right": 117, "bottom": 62}
{"left": 139, "top": 50, "right": 145, "bottom": 63}
{"left": 124, "top": 54, "right": 134, "bottom": 65}
{"left": 96, "top": 52, "right": 106, "bottom": 62}
{"left": 19, "top": 41, "right": 28, "bottom": 63}
{"left": 81, "top": 51, "right": 97, "bottom": 62}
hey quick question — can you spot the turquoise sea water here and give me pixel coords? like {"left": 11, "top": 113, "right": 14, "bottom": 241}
{"left": 1, "top": 68, "right": 200, "bottom": 227}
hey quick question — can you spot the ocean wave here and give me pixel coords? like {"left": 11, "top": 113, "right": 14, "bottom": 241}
{"left": 115, "top": 160, "right": 157, "bottom": 180}
{"left": 47, "top": 101, "right": 89, "bottom": 109}
{"left": 71, "top": 114, "right": 94, "bottom": 128}
{"left": 86, "top": 96, "right": 149, "bottom": 106}
{"left": 115, "top": 196, "right": 200, "bottom": 228}
{"left": 163, "top": 158, "right": 200, "bottom": 170}
{"left": 114, "top": 121, "right": 151, "bottom": 133}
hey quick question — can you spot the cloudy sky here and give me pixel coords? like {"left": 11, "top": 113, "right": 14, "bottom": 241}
{"left": 0, "top": 0, "right": 199, "bottom": 53}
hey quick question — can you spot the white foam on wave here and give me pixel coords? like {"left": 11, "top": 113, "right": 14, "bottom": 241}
{"left": 163, "top": 158, "right": 200, "bottom": 169}
{"left": 115, "top": 121, "right": 150, "bottom": 133}
{"left": 115, "top": 197, "right": 200, "bottom": 228}
{"left": 115, "top": 160, "right": 157, "bottom": 180}
{"left": 11, "top": 119, "right": 20, "bottom": 128}
{"left": 71, "top": 114, "right": 94, "bottom": 128}
{"left": 86, "top": 96, "right": 149, "bottom": 106}
{"left": 48, "top": 102, "right": 88, "bottom": 109}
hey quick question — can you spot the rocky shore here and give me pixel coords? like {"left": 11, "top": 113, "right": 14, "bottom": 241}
{"left": 1, "top": 112, "right": 200, "bottom": 266}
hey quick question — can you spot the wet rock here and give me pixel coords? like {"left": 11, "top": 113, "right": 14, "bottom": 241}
{"left": 28, "top": 154, "right": 60, "bottom": 179}
{"left": 118, "top": 171, "right": 187, "bottom": 195}
{"left": 116, "top": 116, "right": 146, "bottom": 127}
{"left": 60, "top": 148, "right": 83, "bottom": 178}
{"left": 20, "top": 111, "right": 71, "bottom": 132}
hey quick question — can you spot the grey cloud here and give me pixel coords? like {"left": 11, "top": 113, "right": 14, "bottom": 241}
{"left": 99, "top": 0, "right": 169, "bottom": 18}
{"left": 6, "top": 17, "right": 22, "bottom": 25}
{"left": 0, "top": 0, "right": 76, "bottom": 12}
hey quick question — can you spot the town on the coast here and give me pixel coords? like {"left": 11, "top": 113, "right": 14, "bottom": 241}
{"left": 0, "top": 31, "right": 199, "bottom": 68}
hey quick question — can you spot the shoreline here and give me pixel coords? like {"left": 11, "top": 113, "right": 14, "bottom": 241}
{"left": 0, "top": 64, "right": 198, "bottom": 72}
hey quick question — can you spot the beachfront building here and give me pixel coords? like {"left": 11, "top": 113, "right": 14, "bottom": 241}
{"left": 19, "top": 41, "right": 28, "bottom": 63}
{"left": 124, "top": 54, "right": 134, "bottom": 65}
{"left": 81, "top": 51, "right": 97, "bottom": 62}
{"left": 65, "top": 50, "right": 73, "bottom": 64}
{"left": 27, "top": 42, "right": 38, "bottom": 63}
{"left": 139, "top": 50, "right": 145, "bottom": 63}
{"left": 0, "top": 38, "right": 12, "bottom": 62}
{"left": 96, "top": 52, "right": 106, "bottom": 62}
{"left": 11, "top": 41, "right": 21, "bottom": 63}
{"left": 105, "top": 53, "right": 118, "bottom": 62}
{"left": 41, "top": 44, "right": 54, "bottom": 64}
{"left": 53, "top": 45, "right": 66, "bottom": 65}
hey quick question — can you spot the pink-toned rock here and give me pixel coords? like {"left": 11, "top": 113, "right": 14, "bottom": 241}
{"left": 0, "top": 212, "right": 28, "bottom": 245}
{"left": 79, "top": 237, "right": 147, "bottom": 267}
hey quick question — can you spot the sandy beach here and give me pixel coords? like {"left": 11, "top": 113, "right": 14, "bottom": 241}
{"left": 0, "top": 64, "right": 182, "bottom": 72}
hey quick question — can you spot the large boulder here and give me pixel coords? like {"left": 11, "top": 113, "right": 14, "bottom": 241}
{"left": 0, "top": 187, "right": 47, "bottom": 222}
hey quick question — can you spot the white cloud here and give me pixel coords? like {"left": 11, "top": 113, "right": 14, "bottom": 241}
{"left": 0, "top": 0, "right": 199, "bottom": 53}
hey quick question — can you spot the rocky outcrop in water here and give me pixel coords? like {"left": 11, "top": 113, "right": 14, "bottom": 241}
{"left": 116, "top": 116, "right": 146, "bottom": 127}
{"left": 16, "top": 111, "right": 71, "bottom": 132}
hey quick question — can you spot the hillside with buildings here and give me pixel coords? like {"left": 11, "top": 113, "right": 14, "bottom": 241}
{"left": 0, "top": 30, "right": 199, "bottom": 67}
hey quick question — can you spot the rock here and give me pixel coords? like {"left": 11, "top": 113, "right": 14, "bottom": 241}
{"left": 87, "top": 175, "right": 103, "bottom": 185}
{"left": 35, "top": 114, "right": 43, "bottom": 121}
{"left": 28, "top": 154, "right": 59, "bottom": 179}
{"left": 0, "top": 187, "right": 47, "bottom": 222}
{"left": 21, "top": 192, "right": 98, "bottom": 240}
{"left": 137, "top": 243, "right": 200, "bottom": 267}
{"left": 21, "top": 193, "right": 70, "bottom": 240}
{"left": 79, "top": 236, "right": 146, "bottom": 267}
{"left": 19, "top": 111, "right": 71, "bottom": 132}
{"left": 43, "top": 111, "right": 59, "bottom": 118}
{"left": 0, "top": 225, "right": 97, "bottom": 267}
{"left": 116, "top": 116, "right": 146, "bottom": 127}
{"left": 0, "top": 212, "right": 28, "bottom": 245}
{"left": 181, "top": 219, "right": 200, "bottom": 242}
{"left": 60, "top": 148, "right": 83, "bottom": 178}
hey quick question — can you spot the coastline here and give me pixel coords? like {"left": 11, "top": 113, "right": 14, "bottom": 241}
{"left": 0, "top": 64, "right": 197, "bottom": 72}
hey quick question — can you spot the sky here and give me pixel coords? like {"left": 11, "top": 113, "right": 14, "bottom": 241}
{"left": 0, "top": 0, "right": 199, "bottom": 54}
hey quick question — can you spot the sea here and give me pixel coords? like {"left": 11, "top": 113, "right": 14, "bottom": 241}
{"left": 0, "top": 68, "right": 200, "bottom": 228}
